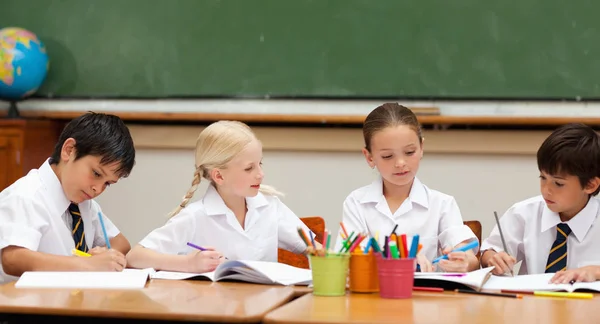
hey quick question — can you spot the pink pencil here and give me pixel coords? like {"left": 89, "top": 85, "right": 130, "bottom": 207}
{"left": 348, "top": 234, "right": 366, "bottom": 253}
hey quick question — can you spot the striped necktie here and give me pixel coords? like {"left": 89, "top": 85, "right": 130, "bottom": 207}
{"left": 68, "top": 203, "right": 89, "bottom": 253}
{"left": 545, "top": 223, "right": 571, "bottom": 273}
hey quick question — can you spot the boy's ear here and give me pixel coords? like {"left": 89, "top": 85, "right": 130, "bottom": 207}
{"left": 60, "top": 138, "right": 76, "bottom": 162}
{"left": 584, "top": 177, "right": 600, "bottom": 195}
{"left": 362, "top": 147, "right": 375, "bottom": 169}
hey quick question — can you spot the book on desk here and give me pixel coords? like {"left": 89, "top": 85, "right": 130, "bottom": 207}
{"left": 14, "top": 260, "right": 312, "bottom": 289}
{"left": 415, "top": 266, "right": 600, "bottom": 293}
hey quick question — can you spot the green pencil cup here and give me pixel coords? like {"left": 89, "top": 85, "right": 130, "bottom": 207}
{"left": 310, "top": 254, "right": 350, "bottom": 296}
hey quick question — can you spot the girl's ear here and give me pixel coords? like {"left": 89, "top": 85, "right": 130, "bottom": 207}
{"left": 420, "top": 137, "right": 425, "bottom": 159}
{"left": 210, "top": 168, "right": 225, "bottom": 185}
{"left": 362, "top": 147, "right": 376, "bottom": 169}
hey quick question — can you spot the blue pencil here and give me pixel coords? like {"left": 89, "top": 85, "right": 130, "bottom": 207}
{"left": 432, "top": 240, "right": 479, "bottom": 264}
{"left": 97, "top": 212, "right": 111, "bottom": 249}
{"left": 309, "top": 231, "right": 316, "bottom": 247}
{"left": 408, "top": 234, "right": 420, "bottom": 258}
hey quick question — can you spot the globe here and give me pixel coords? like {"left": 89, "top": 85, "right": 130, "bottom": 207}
{"left": 0, "top": 27, "right": 49, "bottom": 100}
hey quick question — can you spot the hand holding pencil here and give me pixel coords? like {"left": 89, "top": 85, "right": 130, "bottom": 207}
{"left": 437, "top": 246, "right": 470, "bottom": 273}
{"left": 78, "top": 249, "right": 127, "bottom": 272}
{"left": 484, "top": 211, "right": 517, "bottom": 276}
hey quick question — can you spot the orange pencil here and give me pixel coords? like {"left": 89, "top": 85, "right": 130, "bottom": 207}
{"left": 340, "top": 222, "right": 349, "bottom": 239}
{"left": 299, "top": 228, "right": 313, "bottom": 248}
{"left": 297, "top": 228, "right": 309, "bottom": 246}
{"left": 417, "top": 243, "right": 423, "bottom": 254}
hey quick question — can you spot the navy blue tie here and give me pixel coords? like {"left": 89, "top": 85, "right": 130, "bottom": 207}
{"left": 68, "top": 203, "right": 89, "bottom": 252}
{"left": 545, "top": 223, "right": 571, "bottom": 273}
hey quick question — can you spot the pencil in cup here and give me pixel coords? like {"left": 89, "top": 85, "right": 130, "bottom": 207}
{"left": 375, "top": 253, "right": 416, "bottom": 299}
{"left": 349, "top": 251, "right": 379, "bottom": 293}
{"left": 310, "top": 253, "right": 350, "bottom": 296}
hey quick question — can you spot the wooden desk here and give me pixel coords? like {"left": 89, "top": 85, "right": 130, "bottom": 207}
{"left": 264, "top": 291, "right": 600, "bottom": 324}
{"left": 0, "top": 279, "right": 295, "bottom": 323}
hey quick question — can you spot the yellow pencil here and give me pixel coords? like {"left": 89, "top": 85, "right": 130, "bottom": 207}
{"left": 72, "top": 249, "right": 91, "bottom": 258}
{"left": 534, "top": 291, "right": 593, "bottom": 299}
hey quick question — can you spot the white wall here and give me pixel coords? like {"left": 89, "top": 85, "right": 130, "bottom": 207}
{"left": 96, "top": 148, "right": 540, "bottom": 245}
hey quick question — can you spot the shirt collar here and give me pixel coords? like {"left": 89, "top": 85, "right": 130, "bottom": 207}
{"left": 540, "top": 197, "right": 599, "bottom": 242}
{"left": 203, "top": 184, "right": 269, "bottom": 216}
{"left": 358, "top": 176, "right": 429, "bottom": 209}
{"left": 38, "top": 159, "right": 71, "bottom": 216}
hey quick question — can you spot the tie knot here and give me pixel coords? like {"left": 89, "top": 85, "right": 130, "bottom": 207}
{"left": 68, "top": 203, "right": 81, "bottom": 217}
{"left": 557, "top": 223, "right": 572, "bottom": 237}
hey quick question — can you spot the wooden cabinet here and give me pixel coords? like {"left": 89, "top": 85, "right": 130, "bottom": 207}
{"left": 0, "top": 119, "right": 63, "bottom": 191}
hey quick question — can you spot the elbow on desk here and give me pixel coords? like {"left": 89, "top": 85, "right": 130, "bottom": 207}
{"left": 1, "top": 246, "right": 26, "bottom": 277}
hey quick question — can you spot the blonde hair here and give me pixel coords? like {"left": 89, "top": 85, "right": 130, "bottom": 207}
{"left": 168, "top": 120, "right": 281, "bottom": 218}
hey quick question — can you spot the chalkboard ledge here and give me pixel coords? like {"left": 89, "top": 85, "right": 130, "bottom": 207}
{"left": 1, "top": 99, "right": 600, "bottom": 128}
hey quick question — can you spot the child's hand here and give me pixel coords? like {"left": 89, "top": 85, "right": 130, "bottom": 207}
{"left": 186, "top": 247, "right": 223, "bottom": 273}
{"left": 85, "top": 249, "right": 127, "bottom": 271}
{"left": 438, "top": 247, "right": 469, "bottom": 273}
{"left": 550, "top": 266, "right": 600, "bottom": 284}
{"left": 416, "top": 253, "right": 434, "bottom": 272}
{"left": 88, "top": 246, "right": 108, "bottom": 255}
{"left": 485, "top": 251, "right": 516, "bottom": 275}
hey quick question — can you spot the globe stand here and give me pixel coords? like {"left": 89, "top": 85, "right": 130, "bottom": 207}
{"left": 6, "top": 101, "right": 21, "bottom": 119}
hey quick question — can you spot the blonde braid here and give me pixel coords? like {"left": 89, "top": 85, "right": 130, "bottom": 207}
{"left": 258, "top": 184, "right": 284, "bottom": 197}
{"left": 168, "top": 166, "right": 202, "bottom": 218}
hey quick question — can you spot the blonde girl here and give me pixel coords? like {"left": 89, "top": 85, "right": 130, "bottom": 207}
{"left": 127, "top": 121, "right": 314, "bottom": 273}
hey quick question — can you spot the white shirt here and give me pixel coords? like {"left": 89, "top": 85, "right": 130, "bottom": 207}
{"left": 0, "top": 160, "right": 120, "bottom": 283}
{"left": 139, "top": 185, "right": 312, "bottom": 262}
{"left": 335, "top": 177, "right": 477, "bottom": 262}
{"left": 481, "top": 195, "right": 600, "bottom": 274}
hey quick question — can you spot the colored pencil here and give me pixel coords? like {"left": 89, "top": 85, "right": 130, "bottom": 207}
{"left": 455, "top": 289, "right": 522, "bottom": 299}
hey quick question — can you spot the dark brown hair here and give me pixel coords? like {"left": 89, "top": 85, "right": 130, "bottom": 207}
{"left": 49, "top": 112, "right": 135, "bottom": 178}
{"left": 537, "top": 123, "right": 600, "bottom": 195}
{"left": 363, "top": 103, "right": 423, "bottom": 152}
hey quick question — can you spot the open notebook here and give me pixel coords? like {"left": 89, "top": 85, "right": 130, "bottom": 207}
{"left": 149, "top": 260, "right": 312, "bottom": 286}
{"left": 483, "top": 273, "right": 600, "bottom": 293}
{"left": 15, "top": 260, "right": 312, "bottom": 289}
{"left": 414, "top": 267, "right": 495, "bottom": 291}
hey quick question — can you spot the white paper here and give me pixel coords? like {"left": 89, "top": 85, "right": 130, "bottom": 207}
{"left": 15, "top": 271, "right": 149, "bottom": 289}
{"left": 484, "top": 273, "right": 600, "bottom": 293}
{"left": 151, "top": 270, "right": 216, "bottom": 281}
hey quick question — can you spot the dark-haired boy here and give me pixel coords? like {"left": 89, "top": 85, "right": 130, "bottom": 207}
{"left": 0, "top": 112, "right": 135, "bottom": 283}
{"left": 481, "top": 123, "right": 600, "bottom": 283}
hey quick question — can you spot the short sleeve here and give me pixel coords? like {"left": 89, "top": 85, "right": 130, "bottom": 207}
{"left": 276, "top": 198, "right": 313, "bottom": 254}
{"left": 138, "top": 209, "right": 196, "bottom": 255}
{"left": 437, "top": 197, "right": 478, "bottom": 252}
{"left": 90, "top": 202, "right": 121, "bottom": 248}
{"left": 481, "top": 205, "right": 525, "bottom": 259}
{"left": 334, "top": 196, "right": 369, "bottom": 252}
{"left": 0, "top": 195, "right": 46, "bottom": 251}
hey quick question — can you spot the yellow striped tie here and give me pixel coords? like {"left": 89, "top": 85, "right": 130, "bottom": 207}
{"left": 545, "top": 223, "right": 571, "bottom": 273}
{"left": 68, "top": 203, "right": 89, "bottom": 253}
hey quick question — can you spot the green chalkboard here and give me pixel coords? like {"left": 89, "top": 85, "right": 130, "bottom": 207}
{"left": 2, "top": 0, "right": 600, "bottom": 99}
